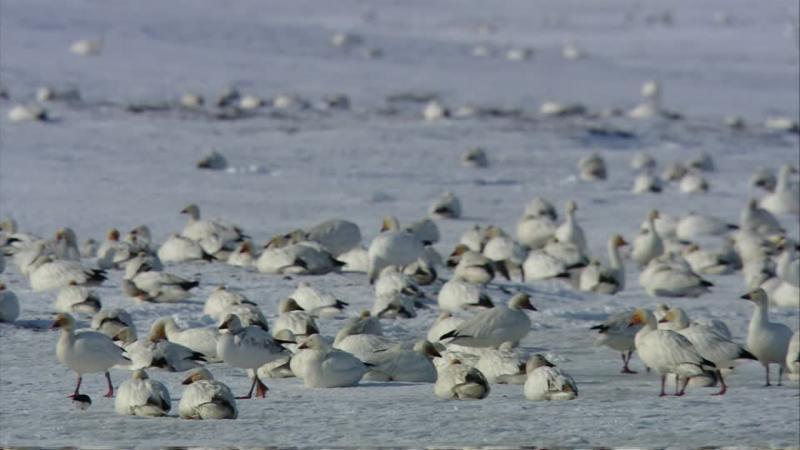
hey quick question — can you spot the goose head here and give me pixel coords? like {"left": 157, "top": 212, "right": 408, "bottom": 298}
{"left": 628, "top": 308, "right": 655, "bottom": 328}
{"left": 278, "top": 297, "right": 304, "bottom": 314}
{"left": 658, "top": 308, "right": 690, "bottom": 329}
{"left": 106, "top": 228, "right": 120, "bottom": 242}
{"left": 611, "top": 234, "right": 628, "bottom": 248}
{"left": 55, "top": 227, "right": 78, "bottom": 246}
{"left": 180, "top": 204, "right": 200, "bottom": 220}
{"left": 51, "top": 313, "right": 76, "bottom": 331}
{"left": 297, "top": 333, "right": 325, "bottom": 350}
{"left": 380, "top": 216, "right": 401, "bottom": 232}
{"left": 740, "top": 288, "right": 768, "bottom": 304}
{"left": 525, "top": 354, "right": 555, "bottom": 373}
{"left": 217, "top": 314, "right": 243, "bottom": 333}
{"left": 182, "top": 367, "right": 214, "bottom": 385}
{"left": 132, "top": 369, "right": 150, "bottom": 381}
{"left": 508, "top": 292, "right": 537, "bottom": 311}
{"left": 414, "top": 340, "right": 442, "bottom": 359}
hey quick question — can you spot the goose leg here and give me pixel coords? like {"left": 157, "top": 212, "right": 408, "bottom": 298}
{"left": 69, "top": 375, "right": 83, "bottom": 398}
{"left": 659, "top": 375, "right": 667, "bottom": 397}
{"left": 237, "top": 377, "right": 257, "bottom": 399}
{"left": 778, "top": 366, "right": 784, "bottom": 386}
{"left": 712, "top": 370, "right": 727, "bottom": 396}
{"left": 104, "top": 372, "right": 114, "bottom": 398}
{"left": 674, "top": 374, "right": 681, "bottom": 395}
{"left": 255, "top": 376, "right": 269, "bottom": 398}
{"left": 764, "top": 364, "right": 771, "bottom": 387}
{"left": 621, "top": 351, "right": 638, "bottom": 374}
{"left": 676, "top": 376, "right": 690, "bottom": 396}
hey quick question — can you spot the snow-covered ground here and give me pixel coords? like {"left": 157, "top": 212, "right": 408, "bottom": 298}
{"left": 1, "top": 0, "right": 799, "bottom": 448}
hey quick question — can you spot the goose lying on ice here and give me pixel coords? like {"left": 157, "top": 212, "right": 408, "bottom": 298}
{"left": 639, "top": 254, "right": 712, "bottom": 298}
{"left": 150, "top": 317, "right": 219, "bottom": 362}
{"left": 440, "top": 293, "right": 536, "bottom": 348}
{"left": 123, "top": 270, "right": 198, "bottom": 303}
{"left": 115, "top": 369, "right": 171, "bottom": 417}
{"left": 523, "top": 354, "right": 578, "bottom": 400}
{"left": 114, "top": 327, "right": 206, "bottom": 372}
{"left": 304, "top": 219, "right": 362, "bottom": 256}
{"left": 257, "top": 238, "right": 342, "bottom": 275}
{"left": 158, "top": 234, "right": 215, "bottom": 263}
{"left": 427, "top": 312, "right": 464, "bottom": 344}
{"left": 363, "top": 340, "right": 440, "bottom": 382}
{"left": 91, "top": 308, "right": 135, "bottom": 338}
{"left": 679, "top": 171, "right": 709, "bottom": 194}
{"left": 297, "top": 334, "right": 369, "bottom": 388}
{"left": 273, "top": 298, "right": 320, "bottom": 339}
{"left": 437, "top": 278, "right": 493, "bottom": 313}
{"left": 179, "top": 368, "right": 238, "bottom": 420}
{"left": 676, "top": 212, "right": 737, "bottom": 240}
{"left": 475, "top": 342, "right": 529, "bottom": 384}
{"left": 555, "top": 200, "right": 587, "bottom": 253}
{"left": 29, "top": 255, "right": 106, "bottom": 292}
{"left": 367, "top": 217, "right": 424, "bottom": 283}
{"left": 287, "top": 282, "right": 347, "bottom": 318}
{"left": 429, "top": 192, "right": 462, "bottom": 219}
{"left": 578, "top": 152, "right": 607, "bottom": 181}
{"left": 54, "top": 284, "right": 102, "bottom": 315}
{"left": 434, "top": 358, "right": 490, "bottom": 400}
{"left": 632, "top": 172, "right": 663, "bottom": 194}
{"left": 180, "top": 203, "right": 246, "bottom": 250}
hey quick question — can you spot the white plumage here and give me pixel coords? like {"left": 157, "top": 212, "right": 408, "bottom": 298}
{"left": 440, "top": 293, "right": 536, "bottom": 348}
{"left": 297, "top": 334, "right": 368, "bottom": 388}
{"left": 115, "top": 369, "right": 171, "bottom": 417}
{"left": 523, "top": 354, "right": 578, "bottom": 401}
{"left": 179, "top": 368, "right": 238, "bottom": 419}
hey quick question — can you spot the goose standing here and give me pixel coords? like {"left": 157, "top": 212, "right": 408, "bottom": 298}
{"left": 367, "top": 217, "right": 424, "bottom": 283}
{"left": 741, "top": 289, "right": 793, "bottom": 385}
{"left": 296, "top": 334, "right": 369, "bottom": 388}
{"left": 523, "top": 354, "right": 578, "bottom": 401}
{"left": 217, "top": 314, "right": 287, "bottom": 398}
{"left": 0, "top": 282, "right": 20, "bottom": 322}
{"left": 759, "top": 164, "right": 799, "bottom": 215}
{"left": 434, "top": 358, "right": 490, "bottom": 400}
{"left": 632, "top": 210, "right": 664, "bottom": 267}
{"left": 628, "top": 309, "right": 717, "bottom": 396}
{"left": 440, "top": 293, "right": 536, "bottom": 348}
{"left": 579, "top": 234, "right": 627, "bottom": 294}
{"left": 115, "top": 369, "right": 171, "bottom": 417}
{"left": 179, "top": 368, "right": 238, "bottom": 420}
{"left": 53, "top": 313, "right": 129, "bottom": 398}
{"left": 555, "top": 200, "right": 587, "bottom": 253}
{"left": 591, "top": 310, "right": 641, "bottom": 373}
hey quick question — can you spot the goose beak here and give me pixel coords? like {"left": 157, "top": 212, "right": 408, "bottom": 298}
{"left": 658, "top": 318, "right": 668, "bottom": 323}
{"left": 740, "top": 293, "right": 752, "bottom": 300}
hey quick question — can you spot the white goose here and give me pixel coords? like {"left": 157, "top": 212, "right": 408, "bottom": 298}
{"left": 91, "top": 308, "right": 135, "bottom": 338}
{"left": 226, "top": 241, "right": 255, "bottom": 268}
{"left": 257, "top": 239, "right": 341, "bottom": 275}
{"left": 475, "top": 342, "right": 529, "bottom": 384}
{"left": 29, "top": 255, "right": 106, "bottom": 292}
{"left": 429, "top": 192, "right": 462, "bottom": 219}
{"left": 179, "top": 368, "right": 238, "bottom": 420}
{"left": 750, "top": 167, "right": 777, "bottom": 192}
{"left": 375, "top": 266, "right": 426, "bottom": 304}
{"left": 630, "top": 152, "right": 657, "bottom": 171}
{"left": 555, "top": 200, "right": 587, "bottom": 253}
{"left": 333, "top": 329, "right": 394, "bottom": 362}
{"left": 682, "top": 243, "right": 740, "bottom": 276}
{"left": 759, "top": 164, "right": 799, "bottom": 215}
{"left": 150, "top": 317, "right": 220, "bottom": 362}
{"left": 521, "top": 250, "right": 570, "bottom": 281}
{"left": 203, "top": 286, "right": 253, "bottom": 322}
{"left": 115, "top": 369, "right": 171, "bottom": 417}
{"left": 288, "top": 281, "right": 348, "bottom": 318}
{"left": 578, "top": 152, "right": 607, "bottom": 181}
{"left": 632, "top": 172, "right": 663, "bottom": 194}
{"left": 114, "top": 327, "right": 206, "bottom": 372}
{"left": 406, "top": 218, "right": 440, "bottom": 245}
{"left": 296, "top": 334, "right": 368, "bottom": 388}
{"left": 123, "top": 270, "right": 198, "bottom": 303}
{"left": 217, "top": 314, "right": 287, "bottom": 398}
{"left": 434, "top": 358, "right": 490, "bottom": 400}
{"left": 787, "top": 331, "right": 799, "bottom": 381}
{"left": 516, "top": 214, "right": 557, "bottom": 250}
{"left": 96, "top": 228, "right": 135, "bottom": 270}
{"left": 640, "top": 254, "right": 712, "bottom": 298}
{"left": 437, "top": 278, "right": 493, "bottom": 313}
{"left": 740, "top": 199, "right": 784, "bottom": 236}
{"left": 53, "top": 228, "right": 81, "bottom": 261}
{"left": 579, "top": 234, "right": 627, "bottom": 294}
{"left": 0, "top": 282, "right": 20, "bottom": 322}
{"left": 273, "top": 298, "right": 320, "bottom": 339}
{"left": 372, "top": 292, "right": 417, "bottom": 319}
{"left": 180, "top": 203, "right": 245, "bottom": 248}
{"left": 427, "top": 312, "right": 464, "bottom": 344}
{"left": 451, "top": 246, "right": 499, "bottom": 285}
{"left": 53, "top": 313, "right": 129, "bottom": 398}
{"left": 367, "top": 217, "right": 424, "bottom": 283}
{"left": 628, "top": 309, "right": 717, "bottom": 396}
{"left": 632, "top": 210, "right": 664, "bottom": 268}
{"left": 591, "top": 310, "right": 641, "bottom": 374}
{"left": 305, "top": 219, "right": 362, "bottom": 257}
{"left": 158, "top": 234, "right": 215, "bottom": 263}
{"left": 54, "top": 284, "right": 102, "bottom": 315}
{"left": 482, "top": 226, "right": 527, "bottom": 265}
{"left": 741, "top": 289, "right": 793, "bottom": 385}
{"left": 440, "top": 293, "right": 536, "bottom": 348}
{"left": 523, "top": 354, "right": 578, "bottom": 401}
{"left": 363, "top": 340, "right": 440, "bottom": 382}
{"left": 679, "top": 171, "right": 709, "bottom": 194}
{"left": 676, "top": 212, "right": 737, "bottom": 240}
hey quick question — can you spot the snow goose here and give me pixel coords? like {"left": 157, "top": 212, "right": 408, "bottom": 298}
{"left": 179, "top": 368, "right": 238, "bottom": 420}
{"left": 333, "top": 329, "right": 394, "bottom": 362}
{"left": 482, "top": 226, "right": 527, "bottom": 269}
{"left": 523, "top": 354, "right": 578, "bottom": 400}
{"left": 688, "top": 152, "right": 715, "bottom": 172}
{"left": 337, "top": 245, "right": 369, "bottom": 273}
{"left": 521, "top": 250, "right": 571, "bottom": 281}
{"left": 631, "top": 152, "right": 656, "bottom": 171}
{"left": 150, "top": 317, "right": 220, "bottom": 362}
{"left": 579, "top": 234, "right": 627, "bottom": 294}
{"left": 363, "top": 340, "right": 440, "bottom": 382}
{"left": 591, "top": 310, "right": 641, "bottom": 373}
{"left": 750, "top": 167, "right": 776, "bottom": 192}
{"left": 127, "top": 225, "right": 153, "bottom": 253}
{"left": 422, "top": 100, "right": 449, "bottom": 121}
{"left": 91, "top": 308, "right": 135, "bottom": 338}
{"left": 7, "top": 104, "right": 48, "bottom": 122}
{"left": 372, "top": 291, "right": 417, "bottom": 319}
{"left": 427, "top": 312, "right": 464, "bottom": 344}
{"left": 662, "top": 161, "right": 688, "bottom": 182}
{"left": 437, "top": 278, "right": 493, "bottom": 313}
{"left": 555, "top": 200, "right": 587, "bottom": 253}
{"left": 115, "top": 369, "right": 171, "bottom": 417}
{"left": 406, "top": 218, "right": 440, "bottom": 245}
{"left": 337, "top": 310, "right": 383, "bottom": 340}
{"left": 96, "top": 228, "right": 135, "bottom": 269}
{"left": 79, "top": 238, "right": 99, "bottom": 259}
{"left": 631, "top": 210, "right": 664, "bottom": 267}
{"left": 660, "top": 309, "right": 756, "bottom": 395}
{"left": 628, "top": 80, "right": 661, "bottom": 119}
{"left": 524, "top": 197, "right": 558, "bottom": 221}
{"left": 217, "top": 314, "right": 288, "bottom": 398}
{"left": 462, "top": 147, "right": 488, "bottom": 168}
{"left": 640, "top": 254, "right": 712, "bottom": 298}
{"left": 434, "top": 358, "right": 490, "bottom": 400}
{"left": 123, "top": 270, "right": 198, "bottom": 303}
{"left": 759, "top": 164, "right": 799, "bottom": 215}
{"left": 297, "top": 334, "right": 368, "bottom": 388}
{"left": 676, "top": 212, "right": 737, "bottom": 240}
{"left": 440, "top": 293, "right": 536, "bottom": 348}
{"left": 70, "top": 38, "right": 102, "bottom": 56}
{"left": 114, "top": 327, "right": 206, "bottom": 372}
{"left": 29, "top": 255, "right": 106, "bottom": 292}
{"left": 273, "top": 298, "right": 320, "bottom": 339}
{"left": 578, "top": 152, "right": 607, "bottom": 181}
{"left": 787, "top": 331, "right": 799, "bottom": 381}
{"left": 451, "top": 246, "right": 500, "bottom": 284}
{"left": 775, "top": 237, "right": 799, "bottom": 286}
{"left": 226, "top": 241, "right": 255, "bottom": 267}
{"left": 741, "top": 289, "right": 793, "bottom": 385}
{"left": 429, "top": 192, "right": 462, "bottom": 219}
{"left": 543, "top": 238, "right": 589, "bottom": 269}
{"left": 682, "top": 243, "right": 740, "bottom": 276}
{"left": 53, "top": 313, "right": 129, "bottom": 398}
{"left": 53, "top": 228, "right": 81, "bottom": 261}
{"left": 180, "top": 204, "right": 246, "bottom": 248}
{"left": 516, "top": 215, "right": 557, "bottom": 250}
{"left": 158, "top": 234, "right": 215, "bottom": 263}
{"left": 54, "top": 284, "right": 101, "bottom": 315}
{"left": 628, "top": 309, "right": 717, "bottom": 396}
{"left": 632, "top": 172, "right": 663, "bottom": 194}
{"left": 375, "top": 266, "right": 427, "bottom": 305}
{"left": 367, "top": 217, "right": 424, "bottom": 283}
{"left": 0, "top": 282, "right": 20, "bottom": 322}
{"left": 203, "top": 286, "right": 252, "bottom": 322}
{"left": 679, "top": 171, "right": 709, "bottom": 194}
{"left": 740, "top": 199, "right": 784, "bottom": 236}
{"left": 305, "top": 219, "right": 362, "bottom": 256}
{"left": 475, "top": 342, "right": 528, "bottom": 384}
{"left": 257, "top": 238, "right": 342, "bottom": 275}
{"left": 288, "top": 282, "right": 347, "bottom": 318}
{"left": 123, "top": 252, "right": 163, "bottom": 280}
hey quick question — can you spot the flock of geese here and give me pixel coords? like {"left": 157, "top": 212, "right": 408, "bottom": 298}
{"left": 0, "top": 150, "right": 799, "bottom": 420}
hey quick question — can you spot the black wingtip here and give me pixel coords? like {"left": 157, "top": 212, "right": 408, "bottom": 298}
{"left": 739, "top": 348, "right": 758, "bottom": 360}
{"left": 202, "top": 252, "right": 217, "bottom": 262}
{"left": 700, "top": 279, "right": 714, "bottom": 287}
{"left": 590, "top": 324, "right": 608, "bottom": 332}
{"left": 439, "top": 329, "right": 458, "bottom": 341}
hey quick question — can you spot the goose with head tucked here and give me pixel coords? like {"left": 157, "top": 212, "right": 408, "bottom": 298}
{"left": 115, "top": 369, "right": 171, "bottom": 417}
{"left": 439, "top": 293, "right": 536, "bottom": 348}
{"left": 217, "top": 314, "right": 288, "bottom": 398}
{"left": 179, "top": 368, "right": 237, "bottom": 420}
{"left": 180, "top": 203, "right": 246, "bottom": 249}
{"left": 523, "top": 354, "right": 578, "bottom": 401}
{"left": 367, "top": 217, "right": 424, "bottom": 283}
{"left": 297, "top": 334, "right": 369, "bottom": 388}
{"left": 680, "top": 171, "right": 709, "bottom": 194}
{"left": 287, "top": 281, "right": 347, "bottom": 318}
{"left": 29, "top": 255, "right": 106, "bottom": 292}
{"left": 639, "top": 253, "right": 712, "bottom": 298}
{"left": 676, "top": 212, "right": 737, "bottom": 240}
{"left": 91, "top": 308, "right": 135, "bottom": 339}
{"left": 55, "top": 283, "right": 101, "bottom": 315}
{"left": 273, "top": 298, "right": 319, "bottom": 339}
{"left": 741, "top": 289, "right": 793, "bottom": 385}
{"left": 257, "top": 237, "right": 342, "bottom": 275}
{"left": 682, "top": 242, "right": 740, "bottom": 276}
{"left": 226, "top": 241, "right": 255, "bottom": 268}
{"left": 150, "top": 317, "right": 220, "bottom": 362}
{"left": 437, "top": 278, "right": 494, "bottom": 313}
{"left": 578, "top": 152, "right": 607, "bottom": 181}
{"left": 434, "top": 358, "right": 490, "bottom": 400}
{"left": 475, "top": 341, "right": 529, "bottom": 384}
{"left": 759, "top": 164, "right": 799, "bottom": 215}
{"left": 123, "top": 270, "right": 198, "bottom": 303}
{"left": 53, "top": 313, "right": 129, "bottom": 398}
{"left": 304, "top": 219, "right": 362, "bottom": 257}
{"left": 450, "top": 245, "right": 501, "bottom": 285}
{"left": 203, "top": 286, "right": 253, "bottom": 322}
{"left": 53, "top": 228, "right": 81, "bottom": 261}
{"left": 158, "top": 234, "right": 215, "bottom": 263}
{"left": 516, "top": 214, "right": 557, "bottom": 250}
{"left": 429, "top": 192, "right": 462, "bottom": 219}
{"left": 579, "top": 234, "right": 627, "bottom": 294}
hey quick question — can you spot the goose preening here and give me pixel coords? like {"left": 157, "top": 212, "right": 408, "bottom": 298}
{"left": 741, "top": 289, "right": 793, "bottom": 386}
{"left": 759, "top": 164, "right": 799, "bottom": 215}
{"left": 54, "top": 284, "right": 102, "bottom": 315}
{"left": 578, "top": 153, "right": 607, "bottom": 181}
{"left": 179, "top": 368, "right": 238, "bottom": 420}
{"left": 53, "top": 313, "right": 129, "bottom": 398}
{"left": 367, "top": 217, "right": 424, "bottom": 283}
{"left": 0, "top": 282, "right": 20, "bottom": 322}
{"left": 523, "top": 354, "right": 578, "bottom": 401}
{"left": 296, "top": 334, "right": 369, "bottom": 388}
{"left": 579, "top": 234, "right": 627, "bottom": 294}
{"left": 114, "top": 369, "right": 171, "bottom": 417}
{"left": 628, "top": 309, "right": 717, "bottom": 396}
{"left": 434, "top": 358, "right": 490, "bottom": 400}
{"left": 217, "top": 314, "right": 288, "bottom": 398}
{"left": 439, "top": 293, "right": 536, "bottom": 348}
{"left": 591, "top": 310, "right": 641, "bottom": 373}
